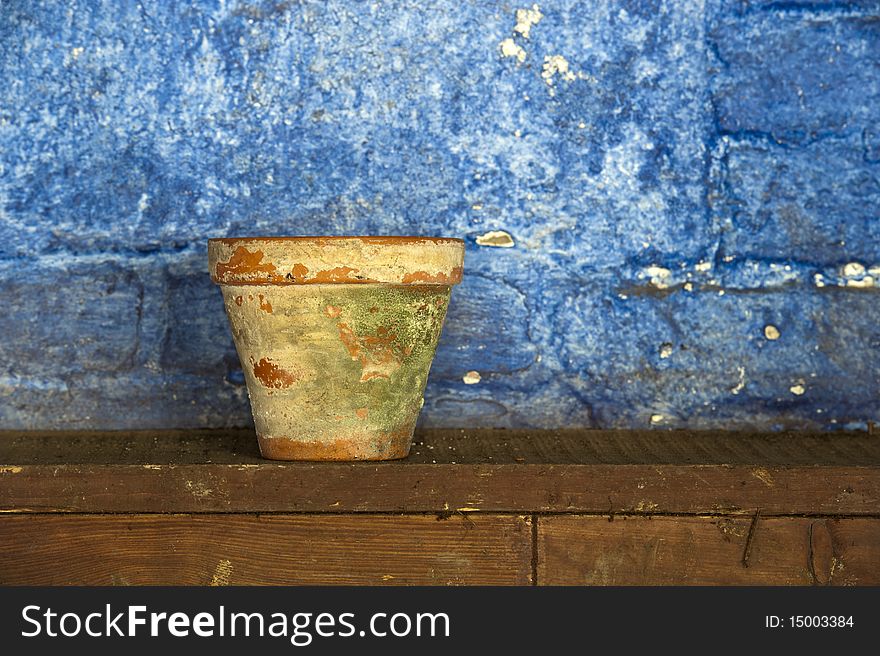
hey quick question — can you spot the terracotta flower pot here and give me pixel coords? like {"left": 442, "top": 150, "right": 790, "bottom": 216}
{"left": 208, "top": 236, "right": 465, "bottom": 461}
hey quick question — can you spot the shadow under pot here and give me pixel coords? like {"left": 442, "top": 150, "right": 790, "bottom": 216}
{"left": 208, "top": 236, "right": 465, "bottom": 461}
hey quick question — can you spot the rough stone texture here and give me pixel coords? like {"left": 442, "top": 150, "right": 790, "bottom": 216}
{"left": 1, "top": 1, "right": 878, "bottom": 430}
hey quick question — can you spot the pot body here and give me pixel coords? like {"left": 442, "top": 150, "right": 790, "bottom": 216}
{"left": 209, "top": 237, "right": 464, "bottom": 460}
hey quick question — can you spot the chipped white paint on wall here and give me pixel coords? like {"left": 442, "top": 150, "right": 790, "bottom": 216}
{"left": 730, "top": 367, "right": 746, "bottom": 395}
{"left": 513, "top": 5, "right": 543, "bottom": 39}
{"left": 499, "top": 38, "right": 526, "bottom": 63}
{"left": 847, "top": 277, "right": 874, "bottom": 288}
{"left": 809, "top": 263, "right": 880, "bottom": 289}
{"left": 463, "top": 370, "right": 481, "bottom": 384}
{"left": 476, "top": 230, "right": 515, "bottom": 247}
{"left": 499, "top": 4, "right": 542, "bottom": 65}
{"left": 842, "top": 261, "right": 875, "bottom": 287}
{"left": 542, "top": 55, "right": 576, "bottom": 84}
{"left": 643, "top": 265, "right": 672, "bottom": 289}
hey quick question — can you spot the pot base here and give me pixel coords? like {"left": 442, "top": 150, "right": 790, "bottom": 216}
{"left": 257, "top": 431, "right": 412, "bottom": 461}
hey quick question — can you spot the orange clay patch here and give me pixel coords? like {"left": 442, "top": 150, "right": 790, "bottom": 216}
{"left": 337, "top": 323, "right": 407, "bottom": 382}
{"left": 215, "top": 247, "right": 277, "bottom": 281}
{"left": 258, "top": 294, "right": 273, "bottom": 313}
{"left": 257, "top": 430, "right": 412, "bottom": 460}
{"left": 356, "top": 408, "right": 369, "bottom": 420}
{"left": 290, "top": 263, "right": 309, "bottom": 282}
{"left": 234, "top": 296, "right": 243, "bottom": 306}
{"left": 251, "top": 357, "right": 298, "bottom": 389}
{"left": 325, "top": 305, "right": 342, "bottom": 318}
{"left": 400, "top": 266, "right": 462, "bottom": 284}
{"left": 312, "top": 266, "right": 376, "bottom": 283}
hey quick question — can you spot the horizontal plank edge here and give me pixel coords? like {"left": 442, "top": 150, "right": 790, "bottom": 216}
{"left": 1, "top": 462, "right": 878, "bottom": 515}
{"left": 1, "top": 429, "right": 878, "bottom": 515}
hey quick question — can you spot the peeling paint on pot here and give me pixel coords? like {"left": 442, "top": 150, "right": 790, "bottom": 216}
{"left": 209, "top": 236, "right": 464, "bottom": 461}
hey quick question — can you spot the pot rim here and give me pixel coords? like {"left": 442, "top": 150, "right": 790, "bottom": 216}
{"left": 208, "top": 235, "right": 465, "bottom": 286}
{"left": 208, "top": 235, "right": 464, "bottom": 246}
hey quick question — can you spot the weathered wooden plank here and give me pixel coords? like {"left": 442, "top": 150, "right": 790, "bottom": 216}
{"left": 3, "top": 428, "right": 879, "bottom": 465}
{"left": 1, "top": 463, "right": 877, "bottom": 515}
{"left": 537, "top": 516, "right": 880, "bottom": 585}
{"left": 1, "top": 429, "right": 878, "bottom": 514}
{"left": 0, "top": 514, "right": 531, "bottom": 586}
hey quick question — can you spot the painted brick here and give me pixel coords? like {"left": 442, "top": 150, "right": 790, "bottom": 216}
{"left": 0, "top": 370, "right": 250, "bottom": 431}
{"left": 0, "top": 260, "right": 142, "bottom": 376}
{"left": 713, "top": 134, "right": 880, "bottom": 264}
{"left": 708, "top": 1, "right": 880, "bottom": 142}
{"left": 551, "top": 280, "right": 880, "bottom": 429}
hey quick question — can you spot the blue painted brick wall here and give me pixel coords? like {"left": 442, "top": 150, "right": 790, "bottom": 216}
{"left": 1, "top": 0, "right": 878, "bottom": 430}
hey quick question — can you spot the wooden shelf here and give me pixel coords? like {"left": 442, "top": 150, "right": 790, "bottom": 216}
{"left": 2, "top": 428, "right": 879, "bottom": 585}
{"left": 1, "top": 428, "right": 879, "bottom": 515}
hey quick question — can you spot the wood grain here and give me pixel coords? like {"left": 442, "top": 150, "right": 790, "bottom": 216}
{"left": 537, "top": 516, "right": 880, "bottom": 585}
{"left": 0, "top": 514, "right": 532, "bottom": 586}
{"left": 4, "top": 427, "right": 879, "bottom": 465}
{"left": 1, "top": 429, "right": 878, "bottom": 515}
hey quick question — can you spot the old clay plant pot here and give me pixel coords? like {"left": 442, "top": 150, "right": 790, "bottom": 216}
{"left": 208, "top": 236, "right": 464, "bottom": 461}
